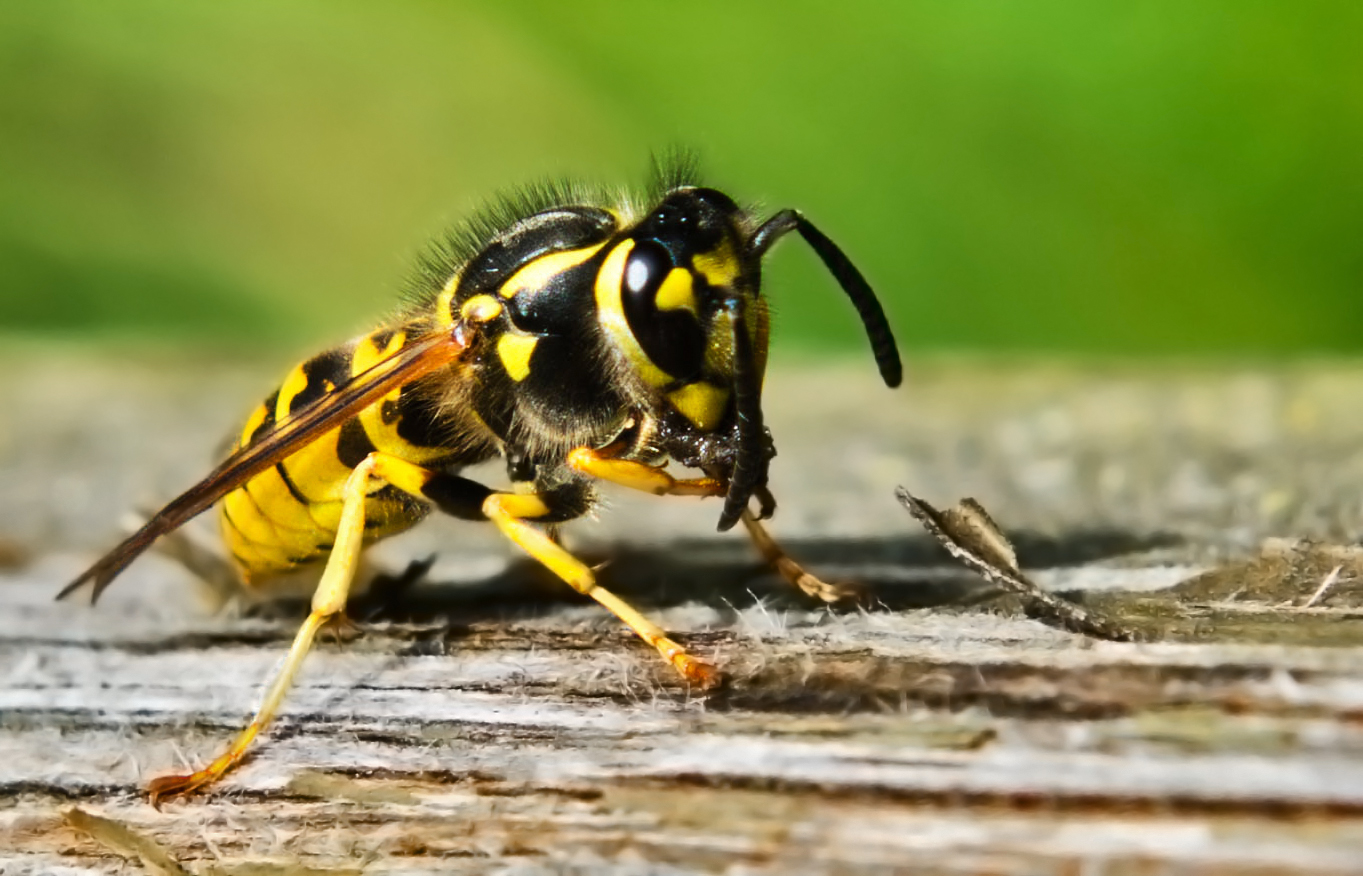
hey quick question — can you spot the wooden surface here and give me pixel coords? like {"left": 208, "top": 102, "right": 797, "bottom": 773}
{"left": 3, "top": 352, "right": 1363, "bottom": 874}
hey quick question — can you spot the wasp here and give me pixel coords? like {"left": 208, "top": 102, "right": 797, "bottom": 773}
{"left": 58, "top": 159, "right": 901, "bottom": 802}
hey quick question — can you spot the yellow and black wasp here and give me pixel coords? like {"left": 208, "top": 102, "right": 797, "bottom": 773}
{"left": 58, "top": 159, "right": 902, "bottom": 802}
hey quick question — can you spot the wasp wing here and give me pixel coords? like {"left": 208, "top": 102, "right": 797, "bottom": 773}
{"left": 57, "top": 327, "right": 474, "bottom": 603}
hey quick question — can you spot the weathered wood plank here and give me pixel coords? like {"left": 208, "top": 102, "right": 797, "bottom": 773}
{"left": 4, "top": 353, "right": 1363, "bottom": 874}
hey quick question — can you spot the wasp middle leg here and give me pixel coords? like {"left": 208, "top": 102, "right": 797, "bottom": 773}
{"left": 481, "top": 489, "right": 718, "bottom": 687}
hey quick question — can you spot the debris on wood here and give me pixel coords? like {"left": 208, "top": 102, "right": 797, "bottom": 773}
{"left": 896, "top": 487, "right": 1138, "bottom": 641}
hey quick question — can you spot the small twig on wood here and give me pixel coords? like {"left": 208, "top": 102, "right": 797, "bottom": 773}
{"left": 1302, "top": 565, "right": 1342, "bottom": 609}
{"left": 895, "top": 487, "right": 1136, "bottom": 642}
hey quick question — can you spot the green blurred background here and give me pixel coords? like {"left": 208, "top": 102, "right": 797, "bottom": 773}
{"left": 1, "top": 1, "right": 1359, "bottom": 356}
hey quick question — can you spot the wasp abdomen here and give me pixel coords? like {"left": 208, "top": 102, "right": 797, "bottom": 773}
{"left": 218, "top": 326, "right": 473, "bottom": 582}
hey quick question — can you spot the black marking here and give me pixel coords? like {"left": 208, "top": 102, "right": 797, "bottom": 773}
{"left": 288, "top": 347, "right": 352, "bottom": 415}
{"left": 336, "top": 418, "right": 377, "bottom": 470}
{"left": 524, "top": 333, "right": 624, "bottom": 428}
{"left": 369, "top": 328, "right": 396, "bottom": 351}
{"left": 274, "top": 463, "right": 312, "bottom": 506}
{"left": 471, "top": 364, "right": 516, "bottom": 440}
{"left": 392, "top": 380, "right": 447, "bottom": 449}
{"left": 372, "top": 381, "right": 447, "bottom": 449}
{"left": 407, "top": 185, "right": 617, "bottom": 304}
{"left": 220, "top": 502, "right": 248, "bottom": 541}
{"left": 503, "top": 254, "right": 606, "bottom": 336}
{"left": 465, "top": 208, "right": 614, "bottom": 294}
{"left": 421, "top": 472, "right": 494, "bottom": 521}
{"left": 364, "top": 486, "right": 430, "bottom": 531}
{"left": 246, "top": 391, "right": 279, "bottom": 447}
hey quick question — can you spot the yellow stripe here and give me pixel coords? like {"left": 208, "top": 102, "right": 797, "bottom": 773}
{"left": 238, "top": 403, "right": 270, "bottom": 447}
{"left": 222, "top": 521, "right": 305, "bottom": 578}
{"left": 666, "top": 381, "right": 730, "bottom": 432}
{"left": 460, "top": 294, "right": 503, "bottom": 323}
{"left": 594, "top": 240, "right": 672, "bottom": 388}
{"left": 351, "top": 329, "right": 406, "bottom": 376}
{"left": 245, "top": 469, "right": 319, "bottom": 532}
{"left": 221, "top": 490, "right": 285, "bottom": 547}
{"left": 655, "top": 268, "right": 697, "bottom": 313}
{"left": 497, "top": 333, "right": 538, "bottom": 382}
{"left": 305, "top": 499, "right": 345, "bottom": 534}
{"left": 274, "top": 364, "right": 310, "bottom": 420}
{"left": 691, "top": 239, "right": 740, "bottom": 289}
{"left": 499, "top": 243, "right": 606, "bottom": 299}
{"left": 436, "top": 278, "right": 458, "bottom": 329}
{"left": 350, "top": 327, "right": 447, "bottom": 465}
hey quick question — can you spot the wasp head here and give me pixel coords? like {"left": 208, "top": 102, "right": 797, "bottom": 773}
{"left": 596, "top": 186, "right": 901, "bottom": 531}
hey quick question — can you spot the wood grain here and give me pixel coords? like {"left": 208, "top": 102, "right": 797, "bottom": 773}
{"left": 3, "top": 354, "right": 1363, "bottom": 874}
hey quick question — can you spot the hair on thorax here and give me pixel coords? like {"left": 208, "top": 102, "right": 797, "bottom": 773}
{"left": 402, "top": 152, "right": 709, "bottom": 307}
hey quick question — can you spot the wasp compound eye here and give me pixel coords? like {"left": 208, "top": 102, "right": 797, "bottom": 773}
{"left": 625, "top": 240, "right": 671, "bottom": 297}
{"left": 621, "top": 240, "right": 705, "bottom": 380}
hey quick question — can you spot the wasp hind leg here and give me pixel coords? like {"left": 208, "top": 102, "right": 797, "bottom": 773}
{"left": 145, "top": 452, "right": 451, "bottom": 804}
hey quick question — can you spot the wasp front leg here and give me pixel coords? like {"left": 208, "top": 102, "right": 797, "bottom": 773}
{"left": 566, "top": 447, "right": 859, "bottom": 603}
{"left": 739, "top": 510, "right": 861, "bottom": 603}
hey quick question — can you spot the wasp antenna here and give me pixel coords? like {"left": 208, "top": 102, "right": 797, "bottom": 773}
{"left": 751, "top": 210, "right": 902, "bottom": 388}
{"left": 717, "top": 301, "right": 766, "bottom": 532}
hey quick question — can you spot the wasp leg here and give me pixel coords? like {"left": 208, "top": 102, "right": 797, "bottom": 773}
{"left": 145, "top": 452, "right": 465, "bottom": 804}
{"left": 566, "top": 447, "right": 726, "bottom": 497}
{"left": 567, "top": 447, "right": 857, "bottom": 603}
{"left": 741, "top": 510, "right": 861, "bottom": 603}
{"left": 482, "top": 491, "right": 718, "bottom": 687}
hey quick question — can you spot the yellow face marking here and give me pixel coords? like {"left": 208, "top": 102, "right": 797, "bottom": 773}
{"left": 499, "top": 243, "right": 606, "bottom": 299}
{"left": 497, "top": 333, "right": 539, "bottom": 382}
{"left": 655, "top": 268, "right": 697, "bottom": 313}
{"left": 691, "top": 239, "right": 740, "bottom": 289}
{"left": 594, "top": 240, "right": 673, "bottom": 388}
{"left": 667, "top": 381, "right": 730, "bottom": 432}
{"left": 460, "top": 294, "right": 503, "bottom": 323}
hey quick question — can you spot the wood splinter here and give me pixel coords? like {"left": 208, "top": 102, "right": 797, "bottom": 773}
{"left": 895, "top": 487, "right": 1136, "bottom": 642}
